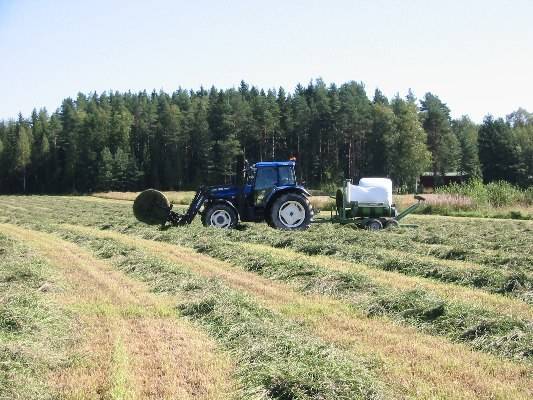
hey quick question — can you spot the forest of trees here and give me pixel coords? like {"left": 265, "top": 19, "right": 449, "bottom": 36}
{"left": 1, "top": 79, "right": 532, "bottom": 194}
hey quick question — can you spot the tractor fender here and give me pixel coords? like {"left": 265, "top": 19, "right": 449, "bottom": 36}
{"left": 265, "top": 186, "right": 311, "bottom": 212}
{"left": 203, "top": 199, "right": 239, "bottom": 219}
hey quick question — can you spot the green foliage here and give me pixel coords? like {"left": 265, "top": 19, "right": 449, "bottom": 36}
{"left": 436, "top": 179, "right": 532, "bottom": 208}
{"left": 4, "top": 196, "right": 530, "bottom": 361}
{"left": 452, "top": 116, "right": 481, "bottom": 178}
{"left": 390, "top": 97, "right": 431, "bottom": 190}
{"left": 0, "top": 82, "right": 532, "bottom": 193}
{"left": 479, "top": 116, "right": 527, "bottom": 185}
{"left": 420, "top": 93, "right": 460, "bottom": 181}
{"left": 97, "top": 147, "right": 114, "bottom": 190}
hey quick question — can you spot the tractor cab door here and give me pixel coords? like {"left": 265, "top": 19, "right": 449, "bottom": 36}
{"left": 253, "top": 166, "right": 278, "bottom": 208}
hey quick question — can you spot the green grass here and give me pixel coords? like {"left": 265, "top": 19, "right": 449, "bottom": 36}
{"left": 109, "top": 338, "right": 136, "bottom": 400}
{"left": 2, "top": 196, "right": 532, "bottom": 301}
{"left": 0, "top": 233, "right": 73, "bottom": 400}
{"left": 409, "top": 180, "right": 533, "bottom": 219}
{"left": 2, "top": 197, "right": 531, "bottom": 360}
{"left": 1, "top": 195, "right": 532, "bottom": 398}
{"left": 139, "top": 227, "right": 532, "bottom": 360}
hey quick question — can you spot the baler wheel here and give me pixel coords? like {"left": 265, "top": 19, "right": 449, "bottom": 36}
{"left": 385, "top": 219, "right": 400, "bottom": 229}
{"left": 366, "top": 219, "right": 383, "bottom": 231}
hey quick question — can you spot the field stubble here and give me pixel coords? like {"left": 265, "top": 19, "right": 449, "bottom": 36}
{"left": 0, "top": 195, "right": 532, "bottom": 399}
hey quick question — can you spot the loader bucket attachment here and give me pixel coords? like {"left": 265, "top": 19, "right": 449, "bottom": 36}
{"left": 133, "top": 189, "right": 171, "bottom": 225}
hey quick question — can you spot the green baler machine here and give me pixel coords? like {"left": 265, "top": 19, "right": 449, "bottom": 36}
{"left": 330, "top": 178, "right": 425, "bottom": 230}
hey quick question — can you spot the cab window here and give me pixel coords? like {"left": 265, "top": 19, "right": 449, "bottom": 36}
{"left": 254, "top": 167, "right": 278, "bottom": 190}
{"left": 278, "top": 166, "right": 296, "bottom": 185}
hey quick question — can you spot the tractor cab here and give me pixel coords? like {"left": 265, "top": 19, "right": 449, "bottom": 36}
{"left": 244, "top": 161, "right": 298, "bottom": 207}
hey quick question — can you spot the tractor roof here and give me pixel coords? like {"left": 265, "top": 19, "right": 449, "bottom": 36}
{"left": 254, "top": 161, "right": 295, "bottom": 168}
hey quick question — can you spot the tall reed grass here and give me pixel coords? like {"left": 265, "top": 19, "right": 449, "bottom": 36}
{"left": 436, "top": 180, "right": 533, "bottom": 208}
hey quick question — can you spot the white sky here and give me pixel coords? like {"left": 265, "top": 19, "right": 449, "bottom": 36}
{"left": 1, "top": 0, "right": 532, "bottom": 122}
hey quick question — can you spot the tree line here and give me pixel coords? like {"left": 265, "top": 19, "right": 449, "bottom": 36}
{"left": 1, "top": 79, "right": 532, "bottom": 194}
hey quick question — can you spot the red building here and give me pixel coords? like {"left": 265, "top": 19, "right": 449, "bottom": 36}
{"left": 418, "top": 172, "right": 468, "bottom": 192}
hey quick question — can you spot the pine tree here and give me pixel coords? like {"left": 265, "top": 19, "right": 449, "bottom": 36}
{"left": 373, "top": 88, "right": 389, "bottom": 105}
{"left": 112, "top": 147, "right": 129, "bottom": 190}
{"left": 15, "top": 118, "right": 32, "bottom": 193}
{"left": 478, "top": 116, "right": 525, "bottom": 184}
{"left": 30, "top": 109, "right": 51, "bottom": 192}
{"left": 290, "top": 86, "right": 311, "bottom": 181}
{"left": 109, "top": 93, "right": 133, "bottom": 154}
{"left": 97, "top": 147, "right": 114, "bottom": 191}
{"left": 187, "top": 96, "right": 211, "bottom": 186}
{"left": 391, "top": 97, "right": 431, "bottom": 190}
{"left": 420, "top": 93, "right": 460, "bottom": 181}
{"left": 508, "top": 109, "right": 533, "bottom": 185}
{"left": 208, "top": 91, "right": 239, "bottom": 183}
{"left": 368, "top": 102, "right": 395, "bottom": 176}
{"left": 452, "top": 116, "right": 481, "bottom": 178}
{"left": 338, "top": 82, "right": 372, "bottom": 180}
{"left": 155, "top": 95, "right": 183, "bottom": 189}
{"left": 57, "top": 98, "right": 80, "bottom": 192}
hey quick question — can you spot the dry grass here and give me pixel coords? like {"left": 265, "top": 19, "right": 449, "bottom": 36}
{"left": 0, "top": 223, "right": 236, "bottom": 400}
{"left": 395, "top": 194, "right": 533, "bottom": 219}
{"left": 0, "top": 199, "right": 29, "bottom": 211}
{"left": 394, "top": 194, "right": 473, "bottom": 210}
{"left": 310, "top": 195, "right": 335, "bottom": 211}
{"left": 62, "top": 223, "right": 533, "bottom": 400}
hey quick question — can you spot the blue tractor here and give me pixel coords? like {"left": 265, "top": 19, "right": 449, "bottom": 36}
{"left": 133, "top": 160, "right": 314, "bottom": 230}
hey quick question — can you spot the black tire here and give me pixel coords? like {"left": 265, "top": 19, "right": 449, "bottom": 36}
{"left": 202, "top": 203, "right": 238, "bottom": 229}
{"left": 366, "top": 218, "right": 383, "bottom": 231}
{"left": 385, "top": 219, "right": 400, "bottom": 229}
{"left": 269, "top": 193, "right": 313, "bottom": 230}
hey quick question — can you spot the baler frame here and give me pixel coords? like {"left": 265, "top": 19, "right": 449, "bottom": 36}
{"left": 313, "top": 179, "right": 425, "bottom": 230}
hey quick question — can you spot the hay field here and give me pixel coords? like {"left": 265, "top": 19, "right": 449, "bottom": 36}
{"left": 0, "top": 194, "right": 531, "bottom": 399}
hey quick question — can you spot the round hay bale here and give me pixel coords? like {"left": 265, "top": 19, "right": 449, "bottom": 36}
{"left": 133, "top": 189, "right": 171, "bottom": 225}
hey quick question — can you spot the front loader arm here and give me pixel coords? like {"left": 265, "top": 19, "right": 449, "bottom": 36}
{"left": 168, "top": 188, "right": 207, "bottom": 226}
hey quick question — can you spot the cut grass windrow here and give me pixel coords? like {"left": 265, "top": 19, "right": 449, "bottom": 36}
{"left": 221, "top": 225, "right": 532, "bottom": 302}
{"left": 2, "top": 196, "right": 532, "bottom": 301}
{"left": 30, "top": 222, "right": 533, "bottom": 400}
{"left": 0, "top": 224, "right": 387, "bottom": 400}
{"left": 90, "top": 222, "right": 531, "bottom": 361}
{"left": 2, "top": 198, "right": 532, "bottom": 358}
{"left": 0, "top": 224, "right": 236, "bottom": 400}
{"left": 0, "top": 233, "right": 72, "bottom": 399}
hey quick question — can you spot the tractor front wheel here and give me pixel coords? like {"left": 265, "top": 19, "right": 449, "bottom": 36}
{"left": 269, "top": 193, "right": 313, "bottom": 230}
{"left": 202, "top": 204, "right": 238, "bottom": 229}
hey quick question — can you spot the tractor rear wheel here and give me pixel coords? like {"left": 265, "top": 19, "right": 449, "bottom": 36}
{"left": 269, "top": 193, "right": 313, "bottom": 230}
{"left": 202, "top": 204, "right": 238, "bottom": 229}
